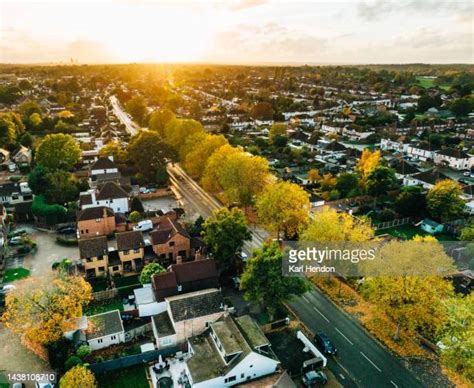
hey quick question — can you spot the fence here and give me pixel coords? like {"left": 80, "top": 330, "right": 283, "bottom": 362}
{"left": 92, "top": 288, "right": 118, "bottom": 301}
{"left": 374, "top": 217, "right": 411, "bottom": 231}
{"left": 125, "top": 322, "right": 152, "bottom": 342}
{"left": 88, "top": 346, "right": 181, "bottom": 374}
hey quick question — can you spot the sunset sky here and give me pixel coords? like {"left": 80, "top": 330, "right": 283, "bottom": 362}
{"left": 1, "top": 0, "right": 472, "bottom": 64}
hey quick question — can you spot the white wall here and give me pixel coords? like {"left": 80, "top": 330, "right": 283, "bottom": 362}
{"left": 88, "top": 331, "right": 124, "bottom": 351}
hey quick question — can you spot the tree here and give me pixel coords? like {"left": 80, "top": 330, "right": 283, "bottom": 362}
{"left": 139, "top": 263, "right": 165, "bottom": 284}
{"left": 2, "top": 274, "right": 92, "bottom": 345}
{"left": 60, "top": 366, "right": 97, "bottom": 388}
{"left": 163, "top": 118, "right": 204, "bottom": 153}
{"left": 202, "top": 208, "right": 251, "bottom": 269}
{"left": 307, "top": 169, "right": 321, "bottom": 184}
{"left": 269, "top": 123, "right": 287, "bottom": 141}
{"left": 29, "top": 112, "right": 42, "bottom": 129}
{"left": 256, "top": 181, "right": 310, "bottom": 239}
{"left": 28, "top": 165, "right": 50, "bottom": 195}
{"left": 426, "top": 180, "right": 465, "bottom": 222}
{"left": 126, "top": 95, "right": 147, "bottom": 125}
{"left": 336, "top": 172, "right": 360, "bottom": 197}
{"left": 357, "top": 149, "right": 381, "bottom": 180}
{"left": 450, "top": 97, "right": 474, "bottom": 117}
{"left": 130, "top": 197, "right": 144, "bottom": 213}
{"left": 366, "top": 166, "right": 397, "bottom": 198}
{"left": 250, "top": 102, "right": 274, "bottom": 120}
{"left": 395, "top": 186, "right": 427, "bottom": 217}
{"left": 301, "top": 207, "right": 374, "bottom": 242}
{"left": 417, "top": 95, "right": 439, "bottom": 112}
{"left": 361, "top": 238, "right": 454, "bottom": 339}
{"left": 438, "top": 294, "right": 474, "bottom": 381}
{"left": 127, "top": 131, "right": 177, "bottom": 183}
{"left": 183, "top": 134, "right": 228, "bottom": 179}
{"left": 148, "top": 108, "right": 176, "bottom": 136}
{"left": 129, "top": 211, "right": 142, "bottom": 223}
{"left": 35, "top": 133, "right": 81, "bottom": 170}
{"left": 43, "top": 170, "right": 80, "bottom": 205}
{"left": 319, "top": 173, "right": 337, "bottom": 192}
{"left": 240, "top": 243, "right": 309, "bottom": 318}
{"left": 98, "top": 140, "right": 128, "bottom": 167}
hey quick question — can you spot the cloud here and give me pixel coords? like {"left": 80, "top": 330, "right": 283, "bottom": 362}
{"left": 229, "top": 0, "right": 267, "bottom": 11}
{"left": 357, "top": 0, "right": 472, "bottom": 21}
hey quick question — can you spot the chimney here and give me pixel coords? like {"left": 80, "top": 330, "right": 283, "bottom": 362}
{"left": 176, "top": 256, "right": 182, "bottom": 265}
{"left": 102, "top": 207, "right": 108, "bottom": 219}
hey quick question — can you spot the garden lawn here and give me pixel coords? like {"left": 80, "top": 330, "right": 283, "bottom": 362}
{"left": 376, "top": 224, "right": 455, "bottom": 241}
{"left": 2, "top": 267, "right": 30, "bottom": 283}
{"left": 83, "top": 298, "right": 124, "bottom": 316}
{"left": 114, "top": 275, "right": 140, "bottom": 288}
{"left": 96, "top": 365, "right": 149, "bottom": 388}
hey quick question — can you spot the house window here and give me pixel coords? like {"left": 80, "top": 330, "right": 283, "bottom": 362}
{"left": 111, "top": 335, "right": 116, "bottom": 340}
{"left": 98, "top": 266, "right": 105, "bottom": 272}
{"left": 113, "top": 266, "right": 119, "bottom": 271}
{"left": 96, "top": 218, "right": 101, "bottom": 223}
{"left": 124, "top": 250, "right": 129, "bottom": 255}
{"left": 169, "top": 241, "right": 175, "bottom": 247}
{"left": 97, "top": 339, "right": 103, "bottom": 344}
{"left": 134, "top": 248, "right": 140, "bottom": 253}
{"left": 224, "top": 376, "right": 236, "bottom": 383}
{"left": 241, "top": 373, "right": 245, "bottom": 379}
{"left": 161, "top": 337, "right": 172, "bottom": 346}
{"left": 97, "top": 255, "right": 103, "bottom": 261}
{"left": 110, "top": 199, "right": 113, "bottom": 203}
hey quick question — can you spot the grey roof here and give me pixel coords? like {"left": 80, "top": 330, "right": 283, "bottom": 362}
{"left": 0, "top": 182, "right": 20, "bottom": 197}
{"left": 411, "top": 169, "right": 450, "bottom": 185}
{"left": 116, "top": 230, "right": 145, "bottom": 251}
{"left": 77, "top": 206, "right": 114, "bottom": 221}
{"left": 235, "top": 315, "right": 270, "bottom": 348}
{"left": 96, "top": 182, "right": 128, "bottom": 200}
{"left": 79, "top": 193, "right": 93, "bottom": 207}
{"left": 86, "top": 310, "right": 124, "bottom": 340}
{"left": 437, "top": 148, "right": 470, "bottom": 159}
{"left": 167, "top": 289, "right": 224, "bottom": 322}
{"left": 78, "top": 236, "right": 108, "bottom": 259}
{"left": 91, "top": 157, "right": 117, "bottom": 170}
{"left": 152, "top": 312, "right": 176, "bottom": 337}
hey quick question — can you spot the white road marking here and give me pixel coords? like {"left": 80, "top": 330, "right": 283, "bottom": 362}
{"left": 303, "top": 295, "right": 310, "bottom": 303}
{"left": 313, "top": 306, "right": 330, "bottom": 323}
{"left": 360, "top": 351, "right": 382, "bottom": 372}
{"left": 335, "top": 327, "right": 354, "bottom": 345}
{"left": 339, "top": 374, "right": 345, "bottom": 380}
{"left": 390, "top": 381, "right": 399, "bottom": 388}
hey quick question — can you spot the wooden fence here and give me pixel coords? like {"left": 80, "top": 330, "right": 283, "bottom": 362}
{"left": 374, "top": 217, "right": 411, "bottom": 230}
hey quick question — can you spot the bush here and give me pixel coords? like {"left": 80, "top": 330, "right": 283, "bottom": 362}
{"left": 76, "top": 345, "right": 91, "bottom": 358}
{"left": 32, "top": 195, "right": 67, "bottom": 225}
{"left": 379, "top": 209, "right": 396, "bottom": 222}
{"left": 64, "top": 355, "right": 83, "bottom": 370}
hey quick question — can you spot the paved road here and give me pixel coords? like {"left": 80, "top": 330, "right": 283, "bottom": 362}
{"left": 168, "top": 164, "right": 424, "bottom": 388}
{"left": 288, "top": 290, "right": 423, "bottom": 388}
{"left": 109, "top": 95, "right": 141, "bottom": 136}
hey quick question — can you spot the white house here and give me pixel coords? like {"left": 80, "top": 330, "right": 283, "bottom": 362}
{"left": 380, "top": 138, "right": 404, "bottom": 152}
{"left": 405, "top": 142, "right": 437, "bottom": 161}
{"left": 80, "top": 181, "right": 130, "bottom": 213}
{"left": 185, "top": 315, "right": 280, "bottom": 387}
{"left": 434, "top": 148, "right": 474, "bottom": 170}
{"left": 0, "top": 182, "right": 33, "bottom": 205}
{"left": 403, "top": 170, "right": 451, "bottom": 190}
{"left": 90, "top": 156, "right": 119, "bottom": 176}
{"left": 85, "top": 310, "right": 125, "bottom": 351}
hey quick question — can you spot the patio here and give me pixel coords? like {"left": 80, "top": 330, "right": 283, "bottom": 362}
{"left": 149, "top": 351, "right": 192, "bottom": 388}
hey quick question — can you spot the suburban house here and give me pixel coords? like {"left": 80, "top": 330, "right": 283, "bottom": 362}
{"left": 151, "top": 288, "right": 227, "bottom": 350}
{"left": 405, "top": 141, "right": 438, "bottom": 161}
{"left": 128, "top": 259, "right": 219, "bottom": 318}
{"left": 78, "top": 236, "right": 109, "bottom": 278}
{"left": 80, "top": 181, "right": 130, "bottom": 213}
{"left": 11, "top": 146, "right": 32, "bottom": 167}
{"left": 0, "top": 148, "right": 10, "bottom": 169}
{"left": 150, "top": 217, "right": 191, "bottom": 262}
{"left": 85, "top": 310, "right": 125, "bottom": 351}
{"left": 403, "top": 169, "right": 451, "bottom": 189}
{"left": 185, "top": 315, "right": 280, "bottom": 387}
{"left": 116, "top": 230, "right": 145, "bottom": 274}
{"left": 434, "top": 148, "right": 474, "bottom": 170}
{"left": 77, "top": 206, "right": 116, "bottom": 238}
{"left": 89, "top": 156, "right": 126, "bottom": 187}
{"left": 308, "top": 192, "right": 325, "bottom": 208}
{"left": 0, "top": 182, "right": 33, "bottom": 205}
{"left": 390, "top": 159, "right": 419, "bottom": 179}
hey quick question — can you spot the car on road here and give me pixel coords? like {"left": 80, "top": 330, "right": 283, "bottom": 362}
{"left": 9, "top": 236, "right": 24, "bottom": 246}
{"left": 8, "top": 229, "right": 27, "bottom": 238}
{"left": 314, "top": 332, "right": 337, "bottom": 355}
{"left": 302, "top": 370, "right": 328, "bottom": 386}
{"left": 463, "top": 170, "right": 471, "bottom": 177}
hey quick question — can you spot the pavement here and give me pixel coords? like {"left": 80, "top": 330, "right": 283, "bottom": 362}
{"left": 168, "top": 164, "right": 425, "bottom": 388}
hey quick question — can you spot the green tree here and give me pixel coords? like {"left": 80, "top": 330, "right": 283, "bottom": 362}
{"left": 256, "top": 181, "right": 310, "bottom": 239}
{"left": 163, "top": 118, "right": 204, "bottom": 153}
{"left": 426, "top": 180, "right": 465, "bottom": 222}
{"left": 395, "top": 186, "right": 427, "bottom": 217}
{"left": 366, "top": 166, "right": 397, "bottom": 198}
{"left": 128, "top": 211, "right": 142, "bottom": 223}
{"left": 28, "top": 165, "right": 50, "bottom": 195}
{"left": 35, "top": 133, "right": 81, "bottom": 170}
{"left": 450, "top": 97, "right": 474, "bottom": 117}
{"left": 240, "top": 243, "right": 309, "bottom": 318}
{"left": 148, "top": 108, "right": 176, "bottom": 136}
{"left": 269, "top": 123, "right": 287, "bottom": 141}
{"left": 126, "top": 95, "right": 148, "bottom": 125}
{"left": 139, "top": 263, "right": 165, "bottom": 284}
{"left": 202, "top": 208, "right": 251, "bottom": 270}
{"left": 336, "top": 172, "right": 361, "bottom": 197}
{"left": 43, "top": 170, "right": 80, "bottom": 205}
{"left": 127, "top": 131, "right": 177, "bottom": 183}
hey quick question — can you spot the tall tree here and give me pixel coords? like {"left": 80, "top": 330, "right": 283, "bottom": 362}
{"left": 256, "top": 181, "right": 310, "bottom": 239}
{"left": 35, "top": 133, "right": 81, "bottom": 170}
{"left": 395, "top": 186, "right": 427, "bottom": 217}
{"left": 163, "top": 118, "right": 204, "bottom": 153}
{"left": 139, "top": 263, "right": 165, "bottom": 284}
{"left": 202, "top": 208, "right": 251, "bottom": 269}
{"left": 183, "top": 134, "right": 228, "bottom": 179}
{"left": 2, "top": 275, "right": 92, "bottom": 345}
{"left": 148, "top": 108, "right": 176, "bottom": 137}
{"left": 357, "top": 149, "right": 381, "bottom": 180}
{"left": 426, "top": 179, "right": 465, "bottom": 222}
{"left": 240, "top": 242, "right": 309, "bottom": 318}
{"left": 125, "top": 95, "right": 148, "bottom": 125}
{"left": 336, "top": 172, "right": 360, "bottom": 197}
{"left": 366, "top": 166, "right": 397, "bottom": 199}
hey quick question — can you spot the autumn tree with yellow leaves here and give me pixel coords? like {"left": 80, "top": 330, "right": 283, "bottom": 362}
{"left": 183, "top": 133, "right": 228, "bottom": 179}
{"left": 357, "top": 149, "right": 381, "bottom": 181}
{"left": 60, "top": 365, "right": 97, "bottom": 388}
{"left": 256, "top": 181, "right": 310, "bottom": 240}
{"left": 2, "top": 274, "right": 92, "bottom": 345}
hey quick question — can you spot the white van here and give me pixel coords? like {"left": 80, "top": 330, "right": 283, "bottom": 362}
{"left": 133, "top": 219, "right": 153, "bottom": 232}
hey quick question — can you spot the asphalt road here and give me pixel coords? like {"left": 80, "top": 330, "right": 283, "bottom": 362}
{"left": 288, "top": 290, "right": 423, "bottom": 388}
{"left": 109, "top": 95, "right": 141, "bottom": 136}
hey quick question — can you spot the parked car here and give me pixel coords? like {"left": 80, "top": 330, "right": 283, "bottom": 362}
{"left": 133, "top": 219, "right": 153, "bottom": 232}
{"left": 8, "top": 229, "right": 27, "bottom": 238}
{"left": 302, "top": 370, "right": 328, "bottom": 386}
{"left": 8, "top": 163, "right": 16, "bottom": 173}
{"left": 463, "top": 171, "right": 471, "bottom": 177}
{"left": 57, "top": 226, "right": 76, "bottom": 235}
{"left": 314, "top": 332, "right": 337, "bottom": 355}
{"left": 9, "top": 236, "right": 23, "bottom": 246}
